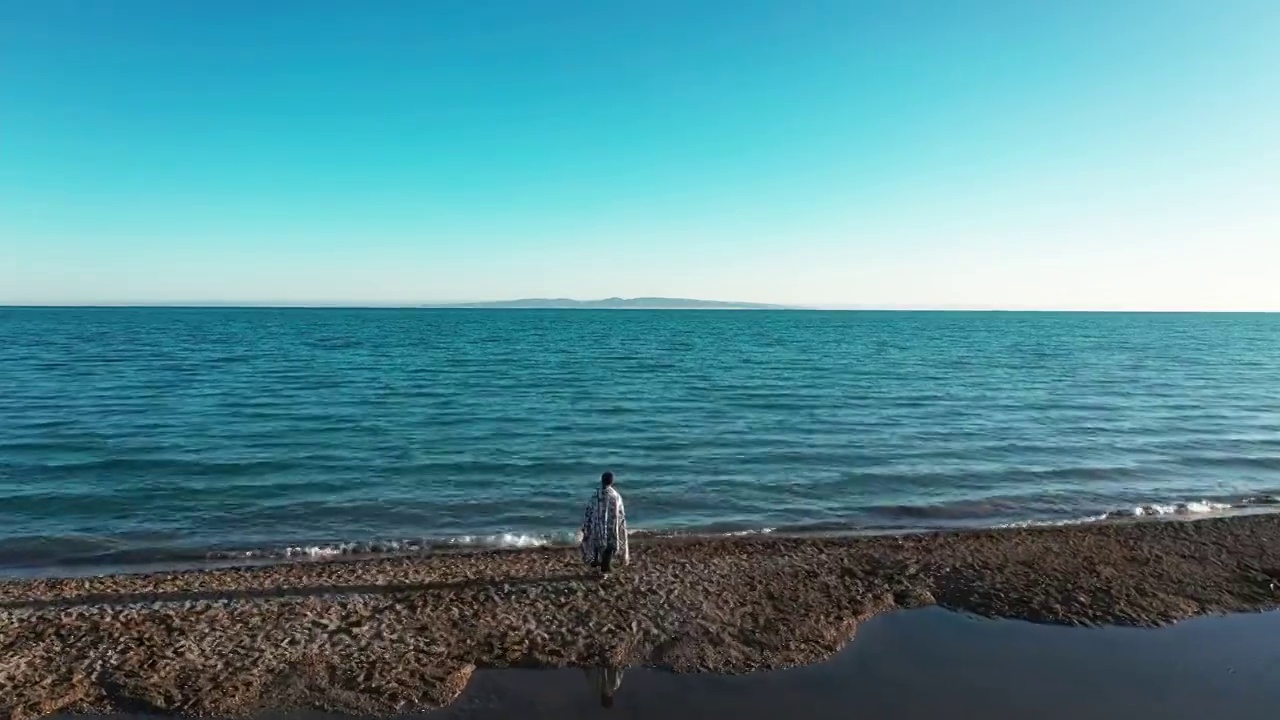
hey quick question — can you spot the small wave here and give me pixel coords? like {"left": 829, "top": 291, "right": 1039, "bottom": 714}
{"left": 994, "top": 498, "right": 1248, "bottom": 529}
{"left": 205, "top": 532, "right": 577, "bottom": 562}
{"left": 202, "top": 526, "right": 790, "bottom": 564}
{"left": 628, "top": 527, "right": 779, "bottom": 539}
{"left": 1103, "top": 500, "right": 1234, "bottom": 519}
{"left": 721, "top": 527, "right": 777, "bottom": 537}
{"left": 1241, "top": 494, "right": 1280, "bottom": 506}
{"left": 994, "top": 514, "right": 1111, "bottom": 529}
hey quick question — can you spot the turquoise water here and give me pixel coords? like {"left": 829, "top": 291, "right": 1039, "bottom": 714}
{"left": 1, "top": 308, "right": 1278, "bottom": 574}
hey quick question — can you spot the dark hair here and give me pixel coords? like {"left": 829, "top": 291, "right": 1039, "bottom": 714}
{"left": 601, "top": 694, "right": 614, "bottom": 709}
{"left": 601, "top": 471, "right": 614, "bottom": 487}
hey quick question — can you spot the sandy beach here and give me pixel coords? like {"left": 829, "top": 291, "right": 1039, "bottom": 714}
{"left": 4, "top": 514, "right": 1280, "bottom": 719}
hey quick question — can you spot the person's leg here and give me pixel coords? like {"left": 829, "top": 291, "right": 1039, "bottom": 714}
{"left": 600, "top": 545, "right": 615, "bottom": 573}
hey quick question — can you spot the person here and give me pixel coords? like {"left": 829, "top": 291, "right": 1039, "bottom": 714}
{"left": 580, "top": 471, "right": 629, "bottom": 573}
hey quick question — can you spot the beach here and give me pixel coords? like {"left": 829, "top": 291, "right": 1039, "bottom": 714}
{"left": 7, "top": 0, "right": 1279, "bottom": 716}
{"left": 4, "top": 513, "right": 1280, "bottom": 719}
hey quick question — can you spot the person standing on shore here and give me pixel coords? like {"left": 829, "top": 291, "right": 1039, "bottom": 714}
{"left": 580, "top": 471, "right": 629, "bottom": 573}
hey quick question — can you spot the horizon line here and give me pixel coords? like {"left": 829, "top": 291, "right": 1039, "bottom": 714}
{"left": 2, "top": 303, "right": 1278, "bottom": 314}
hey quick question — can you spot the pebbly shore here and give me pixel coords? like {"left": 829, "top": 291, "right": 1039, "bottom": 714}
{"left": 3, "top": 514, "right": 1280, "bottom": 719}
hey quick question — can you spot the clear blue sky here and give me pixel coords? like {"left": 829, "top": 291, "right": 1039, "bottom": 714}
{"left": 2, "top": 0, "right": 1277, "bottom": 309}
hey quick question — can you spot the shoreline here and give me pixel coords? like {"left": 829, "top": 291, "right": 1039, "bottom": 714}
{"left": 3, "top": 514, "right": 1280, "bottom": 718}
{"left": 8, "top": 500, "right": 1278, "bottom": 581}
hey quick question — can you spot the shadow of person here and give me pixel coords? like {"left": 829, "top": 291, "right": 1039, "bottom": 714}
{"left": 583, "top": 666, "right": 625, "bottom": 709}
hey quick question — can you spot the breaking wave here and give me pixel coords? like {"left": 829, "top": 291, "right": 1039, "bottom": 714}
{"left": 204, "top": 531, "right": 577, "bottom": 561}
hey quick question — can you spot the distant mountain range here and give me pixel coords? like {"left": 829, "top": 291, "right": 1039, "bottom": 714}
{"left": 432, "top": 297, "right": 792, "bottom": 310}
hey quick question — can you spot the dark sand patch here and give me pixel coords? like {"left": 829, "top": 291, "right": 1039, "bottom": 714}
{"left": 4, "top": 514, "right": 1280, "bottom": 719}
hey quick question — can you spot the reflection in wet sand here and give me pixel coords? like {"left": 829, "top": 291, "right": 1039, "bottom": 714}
{"left": 583, "top": 667, "right": 624, "bottom": 708}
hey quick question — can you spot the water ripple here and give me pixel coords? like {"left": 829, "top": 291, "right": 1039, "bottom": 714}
{"left": 1, "top": 308, "right": 1279, "bottom": 572}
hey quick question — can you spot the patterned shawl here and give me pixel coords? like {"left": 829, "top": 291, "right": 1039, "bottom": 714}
{"left": 580, "top": 486, "right": 629, "bottom": 565}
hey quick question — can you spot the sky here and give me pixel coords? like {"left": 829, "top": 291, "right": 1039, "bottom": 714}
{"left": 1, "top": 1, "right": 1278, "bottom": 310}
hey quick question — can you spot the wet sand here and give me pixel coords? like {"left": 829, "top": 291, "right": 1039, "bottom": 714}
{"left": 45, "top": 608, "right": 1280, "bottom": 720}
{"left": 4, "top": 514, "right": 1280, "bottom": 719}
